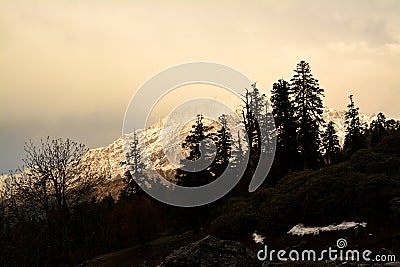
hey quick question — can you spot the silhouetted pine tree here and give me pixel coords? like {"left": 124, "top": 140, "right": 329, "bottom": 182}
{"left": 369, "top": 112, "right": 387, "bottom": 147}
{"left": 174, "top": 115, "right": 218, "bottom": 232}
{"left": 120, "top": 131, "right": 144, "bottom": 200}
{"left": 239, "top": 82, "right": 280, "bottom": 188}
{"left": 241, "top": 82, "right": 272, "bottom": 173}
{"left": 290, "top": 60, "right": 325, "bottom": 169}
{"left": 344, "top": 95, "right": 367, "bottom": 155}
{"left": 385, "top": 119, "right": 400, "bottom": 133}
{"left": 230, "top": 131, "right": 245, "bottom": 170}
{"left": 271, "top": 79, "right": 298, "bottom": 173}
{"left": 183, "top": 114, "right": 213, "bottom": 162}
{"left": 213, "top": 114, "right": 232, "bottom": 168}
{"left": 241, "top": 83, "right": 265, "bottom": 154}
{"left": 198, "top": 114, "right": 235, "bottom": 182}
{"left": 261, "top": 101, "right": 276, "bottom": 155}
{"left": 321, "top": 121, "right": 340, "bottom": 165}
{"left": 175, "top": 114, "right": 215, "bottom": 187}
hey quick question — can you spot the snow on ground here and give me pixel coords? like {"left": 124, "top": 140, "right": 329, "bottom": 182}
{"left": 252, "top": 231, "right": 266, "bottom": 244}
{"left": 288, "top": 221, "right": 367, "bottom": 236}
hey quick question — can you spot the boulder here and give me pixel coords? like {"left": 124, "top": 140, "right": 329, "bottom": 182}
{"left": 161, "top": 235, "right": 260, "bottom": 267}
{"left": 383, "top": 262, "right": 400, "bottom": 267}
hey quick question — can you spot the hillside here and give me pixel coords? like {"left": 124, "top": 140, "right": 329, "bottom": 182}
{"left": 81, "top": 131, "right": 400, "bottom": 266}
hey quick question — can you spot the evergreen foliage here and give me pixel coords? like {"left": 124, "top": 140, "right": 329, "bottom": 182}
{"left": 271, "top": 79, "right": 298, "bottom": 173}
{"left": 120, "top": 131, "right": 145, "bottom": 200}
{"left": 290, "top": 60, "right": 325, "bottom": 169}
{"left": 344, "top": 95, "right": 367, "bottom": 154}
{"left": 175, "top": 114, "right": 216, "bottom": 187}
{"left": 321, "top": 121, "right": 340, "bottom": 164}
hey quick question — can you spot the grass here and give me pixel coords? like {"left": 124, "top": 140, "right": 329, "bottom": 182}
{"left": 79, "top": 231, "right": 194, "bottom": 267}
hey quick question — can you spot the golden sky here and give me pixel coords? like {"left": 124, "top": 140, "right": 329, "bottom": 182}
{"left": 1, "top": 0, "right": 400, "bottom": 172}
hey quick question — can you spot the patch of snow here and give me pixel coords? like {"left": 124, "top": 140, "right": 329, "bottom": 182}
{"left": 252, "top": 231, "right": 265, "bottom": 244}
{"left": 288, "top": 221, "right": 367, "bottom": 236}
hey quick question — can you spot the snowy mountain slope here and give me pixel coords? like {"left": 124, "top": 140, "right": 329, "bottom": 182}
{"left": 61, "top": 107, "right": 376, "bottom": 193}
{"left": 0, "top": 108, "right": 377, "bottom": 196}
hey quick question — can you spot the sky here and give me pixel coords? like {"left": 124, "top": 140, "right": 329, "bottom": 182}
{"left": 1, "top": 0, "right": 400, "bottom": 173}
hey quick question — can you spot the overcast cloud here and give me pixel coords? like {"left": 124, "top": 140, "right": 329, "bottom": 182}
{"left": 1, "top": 0, "right": 399, "bottom": 173}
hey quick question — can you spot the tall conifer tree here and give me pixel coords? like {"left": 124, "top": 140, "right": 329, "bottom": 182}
{"left": 271, "top": 79, "right": 298, "bottom": 172}
{"left": 290, "top": 60, "right": 325, "bottom": 169}
{"left": 175, "top": 114, "right": 215, "bottom": 187}
{"left": 344, "top": 95, "right": 366, "bottom": 155}
{"left": 120, "top": 131, "right": 145, "bottom": 199}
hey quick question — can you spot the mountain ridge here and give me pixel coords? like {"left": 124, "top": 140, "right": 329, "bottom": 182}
{"left": 0, "top": 108, "right": 376, "bottom": 197}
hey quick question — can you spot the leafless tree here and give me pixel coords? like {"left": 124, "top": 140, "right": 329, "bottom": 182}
{"left": 9, "top": 137, "right": 105, "bottom": 224}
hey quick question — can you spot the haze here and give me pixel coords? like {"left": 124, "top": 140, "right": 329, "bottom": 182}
{"left": 1, "top": 0, "right": 400, "bottom": 173}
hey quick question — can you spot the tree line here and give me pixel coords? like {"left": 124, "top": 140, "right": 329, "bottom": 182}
{"left": 169, "top": 60, "right": 400, "bottom": 187}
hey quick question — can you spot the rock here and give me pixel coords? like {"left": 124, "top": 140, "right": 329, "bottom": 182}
{"left": 383, "top": 262, "right": 400, "bottom": 267}
{"left": 261, "top": 261, "right": 272, "bottom": 267}
{"left": 161, "top": 235, "right": 260, "bottom": 267}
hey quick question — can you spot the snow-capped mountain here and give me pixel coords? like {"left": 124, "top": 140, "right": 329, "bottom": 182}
{"left": 0, "top": 108, "right": 376, "bottom": 197}
{"left": 76, "top": 117, "right": 193, "bottom": 196}
{"left": 58, "top": 107, "right": 376, "bottom": 196}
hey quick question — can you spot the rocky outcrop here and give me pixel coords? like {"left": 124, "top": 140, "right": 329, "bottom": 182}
{"left": 161, "top": 235, "right": 260, "bottom": 267}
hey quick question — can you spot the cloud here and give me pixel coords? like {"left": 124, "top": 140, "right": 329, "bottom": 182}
{"left": 1, "top": 0, "right": 400, "bottom": 172}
